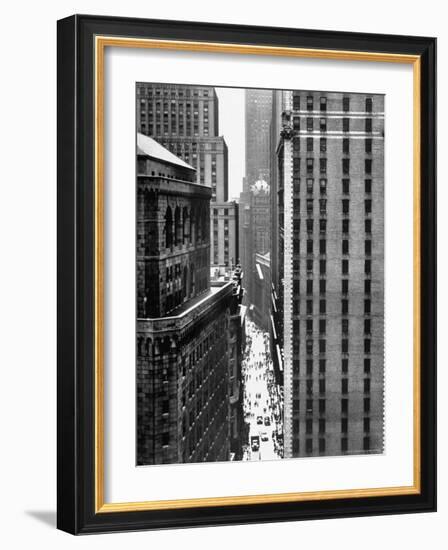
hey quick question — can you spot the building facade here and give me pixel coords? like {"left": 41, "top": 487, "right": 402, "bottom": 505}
{"left": 211, "top": 201, "right": 239, "bottom": 269}
{"left": 280, "top": 91, "right": 385, "bottom": 458}
{"left": 136, "top": 134, "right": 236, "bottom": 465}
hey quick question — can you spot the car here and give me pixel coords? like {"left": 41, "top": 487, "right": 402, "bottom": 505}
{"left": 264, "top": 416, "right": 271, "bottom": 426}
{"left": 256, "top": 416, "right": 263, "bottom": 425}
{"left": 260, "top": 432, "right": 269, "bottom": 442}
{"left": 250, "top": 435, "right": 260, "bottom": 452}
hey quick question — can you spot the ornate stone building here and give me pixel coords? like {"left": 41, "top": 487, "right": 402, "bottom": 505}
{"left": 136, "top": 133, "right": 236, "bottom": 465}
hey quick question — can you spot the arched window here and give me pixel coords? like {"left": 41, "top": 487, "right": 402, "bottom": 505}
{"left": 165, "top": 206, "right": 173, "bottom": 248}
{"left": 182, "top": 207, "right": 189, "bottom": 243}
{"left": 174, "top": 206, "right": 181, "bottom": 246}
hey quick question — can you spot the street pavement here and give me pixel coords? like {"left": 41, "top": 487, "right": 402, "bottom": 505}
{"left": 242, "top": 319, "right": 283, "bottom": 462}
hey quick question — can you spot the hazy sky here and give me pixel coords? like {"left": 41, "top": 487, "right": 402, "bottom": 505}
{"left": 216, "top": 87, "right": 246, "bottom": 200}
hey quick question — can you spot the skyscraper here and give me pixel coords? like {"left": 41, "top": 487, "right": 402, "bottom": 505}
{"left": 279, "top": 91, "right": 385, "bottom": 458}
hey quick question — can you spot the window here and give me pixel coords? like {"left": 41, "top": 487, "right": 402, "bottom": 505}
{"left": 320, "top": 118, "right": 327, "bottom": 132}
{"left": 306, "top": 259, "right": 313, "bottom": 273}
{"left": 364, "top": 417, "right": 371, "bottom": 432}
{"left": 343, "top": 138, "right": 350, "bottom": 153}
{"left": 364, "top": 378, "right": 371, "bottom": 393}
{"left": 306, "top": 218, "right": 313, "bottom": 233}
{"left": 306, "top": 319, "right": 313, "bottom": 335}
{"left": 319, "top": 339, "right": 326, "bottom": 353}
{"left": 320, "top": 158, "right": 327, "bottom": 174}
{"left": 320, "top": 96, "right": 327, "bottom": 111}
{"left": 342, "top": 358, "right": 348, "bottom": 373}
{"left": 364, "top": 299, "right": 371, "bottom": 314}
{"left": 343, "top": 117, "right": 350, "bottom": 132}
{"left": 365, "top": 138, "right": 372, "bottom": 153}
{"left": 320, "top": 219, "right": 327, "bottom": 233}
{"left": 365, "top": 259, "right": 371, "bottom": 275}
{"left": 293, "top": 157, "right": 300, "bottom": 172}
{"left": 364, "top": 279, "right": 371, "bottom": 294}
{"left": 341, "top": 437, "right": 348, "bottom": 452}
{"left": 319, "top": 319, "right": 326, "bottom": 333}
{"left": 343, "top": 219, "right": 349, "bottom": 233}
{"left": 342, "top": 338, "right": 349, "bottom": 353}
{"left": 319, "top": 199, "right": 327, "bottom": 215}
{"left": 319, "top": 399, "right": 326, "bottom": 414}
{"left": 293, "top": 94, "right": 300, "bottom": 110}
{"left": 307, "top": 117, "right": 314, "bottom": 132}
{"left": 365, "top": 219, "right": 372, "bottom": 234}
{"left": 306, "top": 399, "right": 313, "bottom": 414}
{"left": 307, "top": 199, "right": 314, "bottom": 214}
{"left": 319, "top": 279, "right": 326, "bottom": 295}
{"left": 365, "top": 240, "right": 372, "bottom": 256}
{"left": 307, "top": 300, "right": 313, "bottom": 315}
{"left": 320, "top": 138, "right": 327, "bottom": 152}
{"left": 365, "top": 118, "right": 373, "bottom": 133}
{"left": 320, "top": 259, "right": 326, "bottom": 274}
{"left": 307, "top": 239, "right": 313, "bottom": 254}
{"left": 293, "top": 137, "right": 300, "bottom": 152}
{"left": 363, "top": 436, "right": 371, "bottom": 451}
{"left": 319, "top": 359, "right": 326, "bottom": 373}
{"left": 342, "top": 259, "right": 349, "bottom": 275}
{"left": 342, "top": 158, "right": 350, "bottom": 174}
{"left": 365, "top": 199, "right": 372, "bottom": 214}
{"left": 320, "top": 239, "right": 326, "bottom": 255}
{"left": 342, "top": 318, "right": 349, "bottom": 334}
{"left": 306, "top": 438, "right": 313, "bottom": 454}
{"left": 364, "top": 397, "right": 371, "bottom": 413}
{"left": 342, "top": 239, "right": 349, "bottom": 255}
{"left": 294, "top": 178, "right": 301, "bottom": 194}
{"left": 364, "top": 319, "right": 371, "bottom": 334}
{"left": 306, "top": 359, "right": 313, "bottom": 375}
{"left": 364, "top": 358, "right": 371, "bottom": 373}
{"left": 293, "top": 360, "right": 300, "bottom": 376}
{"left": 307, "top": 95, "right": 313, "bottom": 111}
{"left": 365, "top": 159, "right": 372, "bottom": 174}
{"left": 342, "top": 299, "right": 349, "bottom": 315}
{"left": 320, "top": 299, "right": 326, "bottom": 314}
{"left": 343, "top": 97, "right": 350, "bottom": 111}
{"left": 365, "top": 178, "right": 372, "bottom": 193}
{"left": 307, "top": 158, "right": 314, "bottom": 174}
{"left": 320, "top": 178, "right": 327, "bottom": 195}
{"left": 307, "top": 137, "right": 313, "bottom": 152}
{"left": 341, "top": 418, "right": 348, "bottom": 433}
{"left": 341, "top": 398, "right": 348, "bottom": 414}
{"left": 306, "top": 419, "right": 313, "bottom": 435}
{"left": 364, "top": 339, "right": 371, "bottom": 353}
{"left": 307, "top": 178, "right": 314, "bottom": 193}
{"left": 319, "top": 418, "right": 326, "bottom": 434}
{"left": 306, "top": 279, "right": 313, "bottom": 295}
{"left": 162, "top": 433, "right": 170, "bottom": 446}
{"left": 342, "top": 178, "right": 350, "bottom": 194}
{"left": 293, "top": 116, "right": 300, "bottom": 130}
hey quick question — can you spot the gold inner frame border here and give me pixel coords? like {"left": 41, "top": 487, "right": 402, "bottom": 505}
{"left": 94, "top": 35, "right": 421, "bottom": 513}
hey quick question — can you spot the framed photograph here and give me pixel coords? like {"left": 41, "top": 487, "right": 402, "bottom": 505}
{"left": 57, "top": 14, "right": 436, "bottom": 534}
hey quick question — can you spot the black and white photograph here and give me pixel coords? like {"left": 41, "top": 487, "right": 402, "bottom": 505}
{"left": 136, "top": 83, "right": 384, "bottom": 466}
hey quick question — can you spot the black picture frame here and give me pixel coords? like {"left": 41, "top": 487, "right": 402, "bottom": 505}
{"left": 57, "top": 14, "right": 436, "bottom": 535}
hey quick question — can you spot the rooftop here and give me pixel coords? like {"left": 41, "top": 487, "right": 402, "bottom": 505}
{"left": 137, "top": 133, "right": 196, "bottom": 171}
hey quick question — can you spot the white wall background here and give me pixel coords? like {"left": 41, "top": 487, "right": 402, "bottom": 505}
{"left": 0, "top": 0, "right": 444, "bottom": 547}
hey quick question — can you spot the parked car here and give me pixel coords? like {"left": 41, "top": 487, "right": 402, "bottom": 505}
{"left": 251, "top": 435, "right": 260, "bottom": 451}
{"left": 264, "top": 416, "right": 271, "bottom": 426}
{"left": 256, "top": 416, "right": 263, "bottom": 425}
{"left": 260, "top": 432, "right": 269, "bottom": 442}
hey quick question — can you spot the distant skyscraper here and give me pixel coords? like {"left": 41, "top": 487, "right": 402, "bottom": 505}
{"left": 279, "top": 90, "right": 385, "bottom": 459}
{"left": 245, "top": 89, "right": 273, "bottom": 187}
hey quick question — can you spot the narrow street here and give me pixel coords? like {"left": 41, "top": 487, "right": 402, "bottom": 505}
{"left": 241, "top": 318, "right": 283, "bottom": 461}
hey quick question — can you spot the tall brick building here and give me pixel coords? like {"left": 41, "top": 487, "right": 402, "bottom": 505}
{"left": 279, "top": 91, "right": 385, "bottom": 458}
{"left": 136, "top": 82, "right": 236, "bottom": 270}
{"left": 136, "top": 133, "right": 236, "bottom": 465}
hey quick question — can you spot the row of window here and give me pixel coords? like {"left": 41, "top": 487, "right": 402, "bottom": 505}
{"left": 293, "top": 157, "right": 374, "bottom": 176}
{"left": 293, "top": 94, "right": 374, "bottom": 113}
{"left": 293, "top": 117, "right": 374, "bottom": 133}
{"left": 292, "top": 357, "right": 372, "bottom": 376}
{"left": 138, "top": 86, "right": 211, "bottom": 99}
